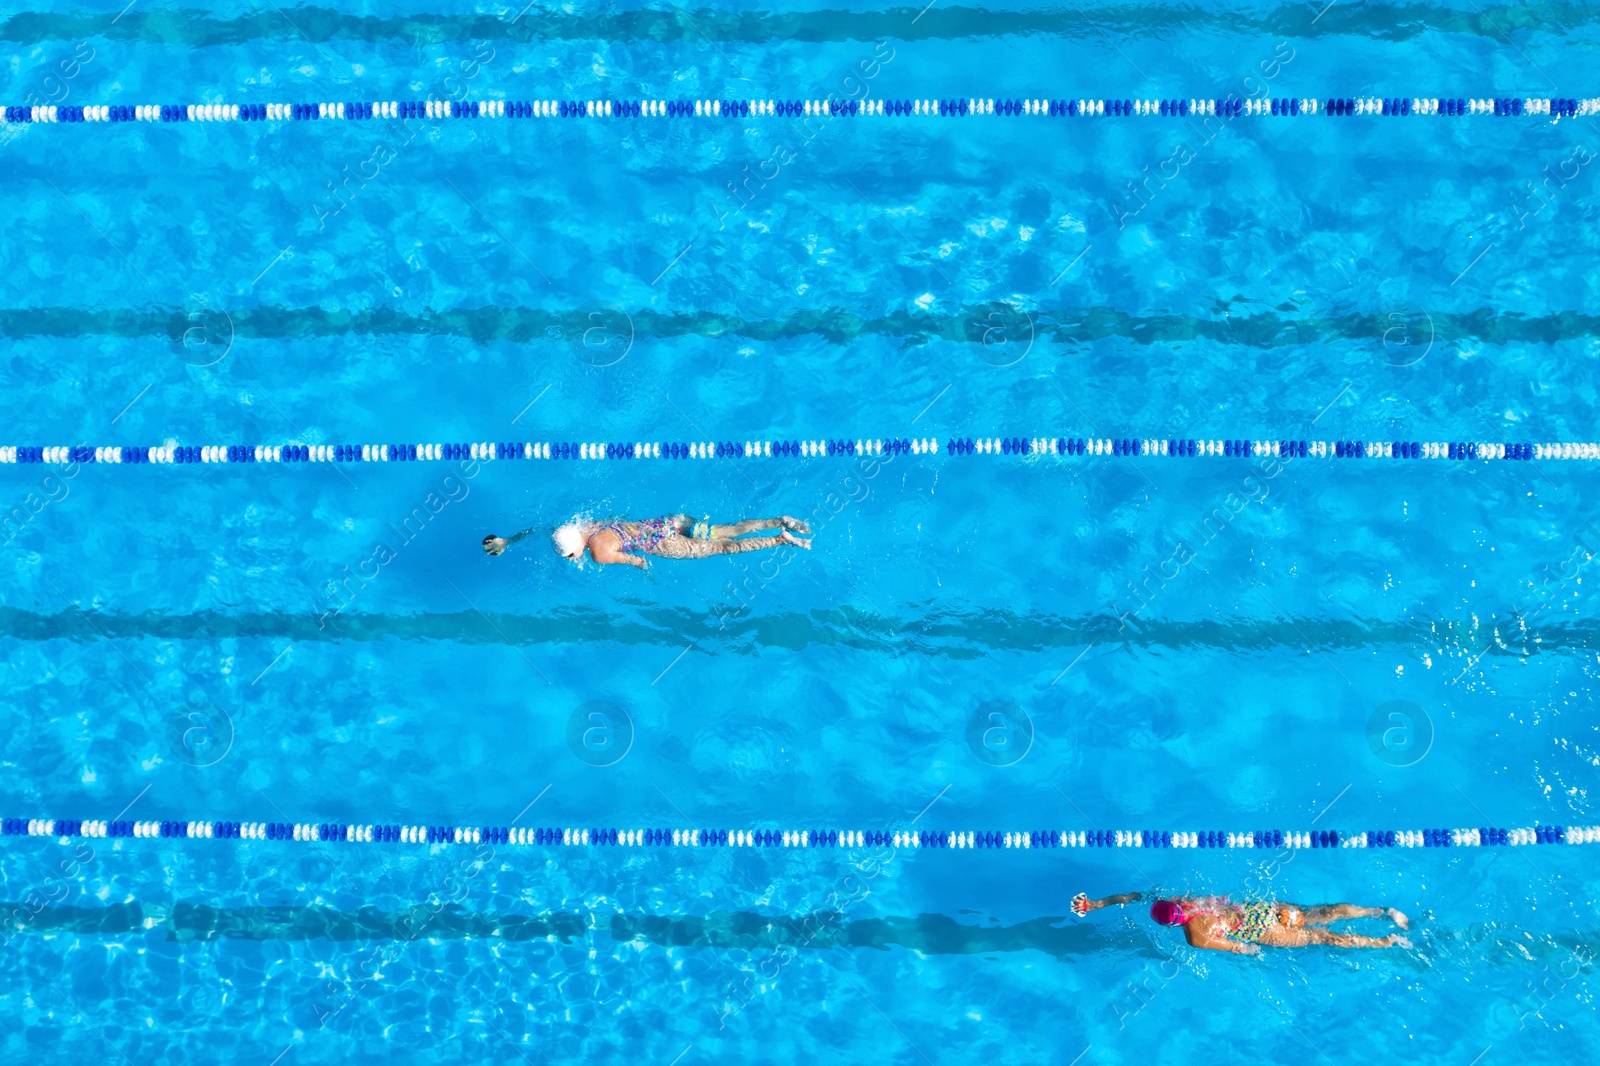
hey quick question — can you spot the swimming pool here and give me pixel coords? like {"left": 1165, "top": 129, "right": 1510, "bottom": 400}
{"left": 2, "top": 1, "right": 1599, "bottom": 1063}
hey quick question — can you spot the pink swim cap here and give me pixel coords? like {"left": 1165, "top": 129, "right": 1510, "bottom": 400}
{"left": 1150, "top": 899, "right": 1186, "bottom": 925}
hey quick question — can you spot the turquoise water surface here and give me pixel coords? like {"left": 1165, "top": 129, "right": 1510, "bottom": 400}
{"left": 1, "top": 2, "right": 1598, "bottom": 1063}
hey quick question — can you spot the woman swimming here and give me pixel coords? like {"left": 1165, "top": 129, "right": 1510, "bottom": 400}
{"left": 484, "top": 514, "right": 811, "bottom": 568}
{"left": 1071, "top": 890, "right": 1409, "bottom": 954}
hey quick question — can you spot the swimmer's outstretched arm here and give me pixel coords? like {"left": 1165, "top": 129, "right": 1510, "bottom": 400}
{"left": 483, "top": 527, "right": 540, "bottom": 556}
{"left": 1071, "top": 891, "right": 1142, "bottom": 916}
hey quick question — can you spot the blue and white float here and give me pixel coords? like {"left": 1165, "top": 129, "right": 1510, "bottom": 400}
{"left": 1, "top": 95, "right": 1595, "bottom": 129}
{"left": 0, "top": 436, "right": 1584, "bottom": 469}
{"left": 2, "top": 817, "right": 1591, "bottom": 854}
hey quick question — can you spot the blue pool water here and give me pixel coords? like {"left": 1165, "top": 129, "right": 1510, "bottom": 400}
{"left": 2, "top": 2, "right": 1600, "bottom": 1063}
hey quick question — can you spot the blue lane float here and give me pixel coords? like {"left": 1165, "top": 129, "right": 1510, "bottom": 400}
{"left": 0, "top": 436, "right": 1592, "bottom": 468}
{"left": 0, "top": 817, "right": 1593, "bottom": 852}
{"left": 2, "top": 96, "right": 1596, "bottom": 128}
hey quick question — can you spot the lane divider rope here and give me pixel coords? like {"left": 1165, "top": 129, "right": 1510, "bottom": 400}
{"left": 2, "top": 96, "right": 1594, "bottom": 128}
{"left": 2, "top": 819, "right": 1592, "bottom": 851}
{"left": 0, "top": 437, "right": 1584, "bottom": 468}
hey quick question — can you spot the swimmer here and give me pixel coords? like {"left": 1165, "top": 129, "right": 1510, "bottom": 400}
{"left": 485, "top": 514, "right": 812, "bottom": 568}
{"left": 1071, "top": 890, "right": 1410, "bottom": 954}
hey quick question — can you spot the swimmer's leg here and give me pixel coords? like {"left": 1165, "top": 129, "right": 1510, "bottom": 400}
{"left": 1305, "top": 930, "right": 1409, "bottom": 949}
{"left": 709, "top": 516, "right": 812, "bottom": 538}
{"left": 1258, "top": 926, "right": 1407, "bottom": 949}
{"left": 653, "top": 533, "right": 807, "bottom": 559}
{"left": 710, "top": 518, "right": 782, "bottom": 538}
{"left": 1298, "top": 904, "right": 1392, "bottom": 926}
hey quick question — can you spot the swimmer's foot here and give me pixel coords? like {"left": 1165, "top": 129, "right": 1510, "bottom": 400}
{"left": 781, "top": 516, "right": 811, "bottom": 534}
{"left": 780, "top": 529, "right": 812, "bottom": 549}
{"left": 1383, "top": 934, "right": 1411, "bottom": 949}
{"left": 1388, "top": 908, "right": 1409, "bottom": 930}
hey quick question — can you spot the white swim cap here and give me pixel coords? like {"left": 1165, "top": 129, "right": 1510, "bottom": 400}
{"left": 552, "top": 522, "right": 587, "bottom": 563}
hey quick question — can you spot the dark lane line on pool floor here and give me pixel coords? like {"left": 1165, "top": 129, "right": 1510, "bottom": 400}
{"left": 2, "top": 304, "right": 1594, "bottom": 353}
{"left": 0, "top": 606, "right": 1593, "bottom": 659}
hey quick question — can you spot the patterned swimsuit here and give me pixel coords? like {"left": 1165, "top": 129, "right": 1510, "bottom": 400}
{"left": 608, "top": 517, "right": 675, "bottom": 555}
{"left": 1230, "top": 901, "right": 1278, "bottom": 943}
{"left": 1188, "top": 897, "right": 1277, "bottom": 943}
